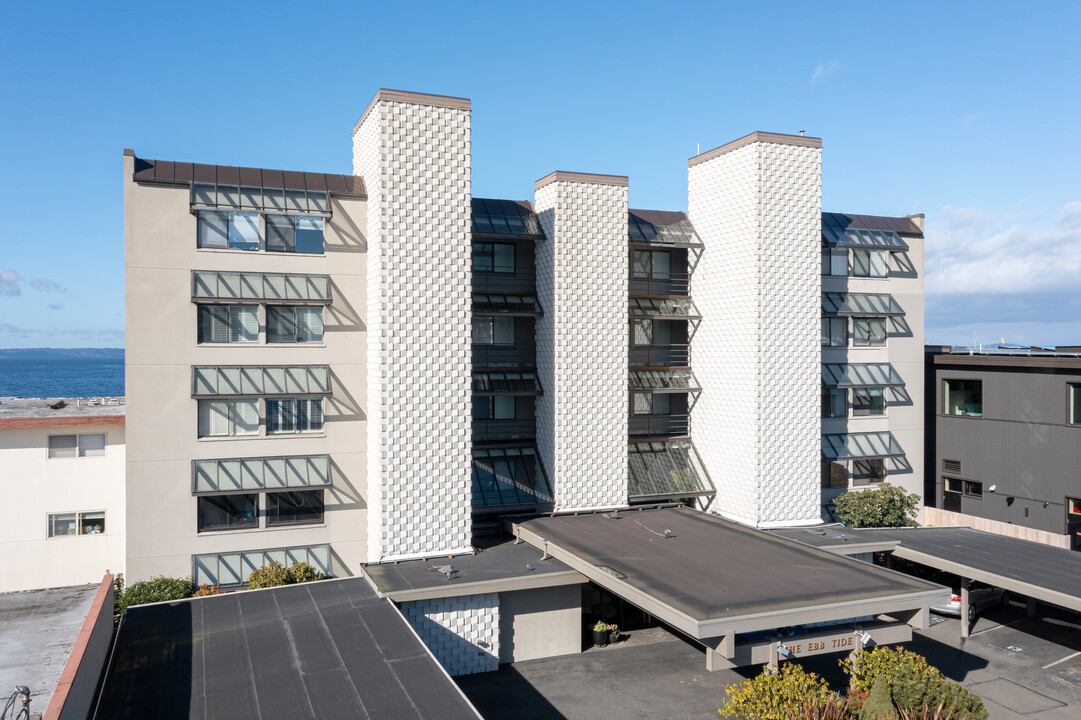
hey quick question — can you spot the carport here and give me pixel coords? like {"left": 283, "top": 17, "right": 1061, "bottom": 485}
{"left": 508, "top": 507, "right": 947, "bottom": 669}
{"left": 773, "top": 525, "right": 1081, "bottom": 638}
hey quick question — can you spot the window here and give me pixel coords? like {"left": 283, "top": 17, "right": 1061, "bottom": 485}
{"left": 821, "top": 461, "right": 848, "bottom": 488}
{"left": 472, "top": 317, "right": 514, "bottom": 345}
{"left": 198, "top": 495, "right": 258, "bottom": 532}
{"left": 632, "top": 319, "right": 671, "bottom": 347}
{"left": 1070, "top": 385, "right": 1081, "bottom": 425}
{"left": 821, "top": 247, "right": 847, "bottom": 276}
{"left": 822, "top": 388, "right": 847, "bottom": 418}
{"left": 633, "top": 392, "right": 670, "bottom": 415}
{"left": 267, "top": 490, "right": 324, "bottom": 526}
{"left": 852, "top": 388, "right": 885, "bottom": 416}
{"left": 852, "top": 459, "right": 886, "bottom": 485}
{"left": 821, "top": 318, "right": 848, "bottom": 347}
{"left": 964, "top": 481, "right": 983, "bottom": 498}
{"left": 633, "top": 319, "right": 652, "bottom": 346}
{"left": 943, "top": 477, "right": 963, "bottom": 512}
{"left": 632, "top": 250, "right": 670, "bottom": 279}
{"left": 266, "top": 398, "right": 324, "bottom": 434}
{"left": 472, "top": 395, "right": 515, "bottom": 419}
{"left": 48, "top": 511, "right": 105, "bottom": 537}
{"left": 851, "top": 249, "right": 888, "bottom": 278}
{"left": 198, "top": 399, "right": 259, "bottom": 437}
{"left": 267, "top": 306, "right": 324, "bottom": 343}
{"left": 944, "top": 477, "right": 963, "bottom": 494}
{"left": 48, "top": 434, "right": 106, "bottom": 458}
{"left": 266, "top": 215, "right": 324, "bottom": 254}
{"left": 944, "top": 379, "right": 982, "bottom": 417}
{"left": 1068, "top": 498, "right": 1081, "bottom": 521}
{"left": 197, "top": 211, "right": 260, "bottom": 251}
{"left": 473, "top": 243, "right": 515, "bottom": 273}
{"left": 198, "top": 305, "right": 258, "bottom": 344}
{"left": 852, "top": 318, "right": 887, "bottom": 347}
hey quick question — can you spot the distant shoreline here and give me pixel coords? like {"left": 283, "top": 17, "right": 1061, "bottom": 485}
{"left": 0, "top": 348, "right": 124, "bottom": 360}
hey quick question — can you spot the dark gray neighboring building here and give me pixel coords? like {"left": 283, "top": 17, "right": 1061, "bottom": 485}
{"left": 926, "top": 346, "right": 1081, "bottom": 549}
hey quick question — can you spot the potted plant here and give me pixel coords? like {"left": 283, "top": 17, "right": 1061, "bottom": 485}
{"left": 608, "top": 623, "right": 621, "bottom": 644}
{"left": 592, "top": 619, "right": 610, "bottom": 647}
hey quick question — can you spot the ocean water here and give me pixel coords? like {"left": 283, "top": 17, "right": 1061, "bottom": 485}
{"left": 0, "top": 356, "right": 125, "bottom": 398}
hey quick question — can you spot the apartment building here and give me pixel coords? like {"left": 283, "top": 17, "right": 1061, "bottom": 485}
{"left": 0, "top": 398, "right": 125, "bottom": 592}
{"left": 926, "top": 346, "right": 1081, "bottom": 549}
{"left": 123, "top": 88, "right": 924, "bottom": 589}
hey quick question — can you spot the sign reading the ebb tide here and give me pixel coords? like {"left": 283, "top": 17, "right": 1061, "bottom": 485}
{"left": 777, "top": 633, "right": 856, "bottom": 658}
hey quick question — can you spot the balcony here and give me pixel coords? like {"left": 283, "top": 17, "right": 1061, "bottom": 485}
{"left": 629, "top": 343, "right": 690, "bottom": 367}
{"left": 629, "top": 414, "right": 689, "bottom": 437}
{"left": 629, "top": 271, "right": 690, "bottom": 297}
{"left": 473, "top": 418, "right": 536, "bottom": 444}
{"left": 473, "top": 343, "right": 536, "bottom": 369}
{"left": 472, "top": 266, "right": 536, "bottom": 294}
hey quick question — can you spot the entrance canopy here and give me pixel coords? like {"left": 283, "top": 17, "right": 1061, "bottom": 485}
{"left": 509, "top": 507, "right": 945, "bottom": 643}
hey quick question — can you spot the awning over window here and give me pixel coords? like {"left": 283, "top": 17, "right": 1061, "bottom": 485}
{"left": 822, "top": 293, "right": 904, "bottom": 317}
{"left": 472, "top": 447, "right": 553, "bottom": 510}
{"left": 822, "top": 432, "right": 904, "bottom": 461}
{"left": 822, "top": 215, "right": 908, "bottom": 251}
{"left": 194, "top": 544, "right": 331, "bottom": 588}
{"left": 472, "top": 372, "right": 542, "bottom": 394}
{"left": 193, "top": 366, "right": 330, "bottom": 396}
{"left": 471, "top": 198, "right": 545, "bottom": 238}
{"left": 821, "top": 363, "right": 904, "bottom": 388}
{"left": 629, "top": 370, "right": 701, "bottom": 393}
{"left": 629, "top": 297, "right": 702, "bottom": 319}
{"left": 193, "top": 182, "right": 331, "bottom": 216}
{"left": 628, "top": 209, "right": 704, "bottom": 248}
{"left": 628, "top": 440, "right": 714, "bottom": 502}
{"left": 193, "top": 271, "right": 331, "bottom": 304}
{"left": 194, "top": 455, "right": 331, "bottom": 493}
{"left": 472, "top": 294, "right": 542, "bottom": 316}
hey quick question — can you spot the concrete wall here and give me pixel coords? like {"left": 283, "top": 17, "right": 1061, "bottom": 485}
{"left": 0, "top": 423, "right": 126, "bottom": 592}
{"left": 822, "top": 229, "right": 925, "bottom": 519}
{"left": 353, "top": 91, "right": 473, "bottom": 561}
{"left": 688, "top": 135, "right": 822, "bottom": 527}
{"left": 924, "top": 507, "right": 1070, "bottom": 548}
{"left": 401, "top": 593, "right": 500, "bottom": 676}
{"left": 124, "top": 155, "right": 368, "bottom": 582}
{"left": 498, "top": 584, "right": 581, "bottom": 663}
{"left": 931, "top": 363, "right": 1081, "bottom": 535}
{"left": 533, "top": 174, "right": 629, "bottom": 511}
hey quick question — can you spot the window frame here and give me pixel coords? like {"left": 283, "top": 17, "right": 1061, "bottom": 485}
{"left": 197, "top": 398, "right": 261, "bottom": 438}
{"left": 943, "top": 378, "right": 983, "bottom": 417}
{"left": 963, "top": 480, "right": 983, "bottom": 498}
{"left": 197, "top": 494, "right": 260, "bottom": 532}
{"left": 821, "top": 317, "right": 848, "bottom": 347}
{"left": 852, "top": 387, "right": 886, "bottom": 417}
{"left": 265, "top": 397, "right": 325, "bottom": 435}
{"left": 471, "top": 316, "right": 515, "bottom": 345}
{"left": 265, "top": 214, "right": 325, "bottom": 255}
{"left": 266, "top": 305, "right": 325, "bottom": 344}
{"left": 1068, "top": 384, "right": 1081, "bottom": 425}
{"left": 197, "top": 304, "right": 260, "bottom": 345}
{"left": 851, "top": 317, "right": 887, "bottom": 347}
{"left": 851, "top": 458, "right": 887, "bottom": 485}
{"left": 821, "top": 388, "right": 848, "bottom": 418}
{"left": 266, "top": 489, "right": 325, "bottom": 527}
{"left": 48, "top": 433, "right": 107, "bottom": 459}
{"left": 197, "top": 210, "right": 261, "bottom": 251}
{"left": 47, "top": 510, "right": 106, "bottom": 538}
{"left": 472, "top": 242, "right": 516, "bottom": 274}
{"left": 944, "top": 477, "right": 963, "bottom": 494}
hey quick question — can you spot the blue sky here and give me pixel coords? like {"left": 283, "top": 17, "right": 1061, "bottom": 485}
{"left": 1, "top": 1, "right": 1079, "bottom": 348}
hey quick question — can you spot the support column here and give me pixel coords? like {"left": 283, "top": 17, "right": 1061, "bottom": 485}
{"left": 961, "top": 577, "right": 971, "bottom": 638}
{"left": 688, "top": 132, "right": 822, "bottom": 527}
{"left": 353, "top": 89, "right": 474, "bottom": 561}
{"left": 533, "top": 172, "right": 629, "bottom": 511}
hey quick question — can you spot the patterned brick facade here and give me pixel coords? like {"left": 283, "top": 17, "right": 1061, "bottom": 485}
{"left": 689, "top": 136, "right": 822, "bottom": 527}
{"left": 354, "top": 93, "right": 474, "bottom": 560}
{"left": 401, "top": 593, "right": 500, "bottom": 676}
{"left": 534, "top": 175, "right": 629, "bottom": 511}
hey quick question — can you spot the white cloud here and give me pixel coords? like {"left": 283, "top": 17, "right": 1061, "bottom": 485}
{"left": 811, "top": 60, "right": 841, "bottom": 84}
{"left": 0, "top": 269, "right": 22, "bottom": 296}
{"left": 925, "top": 201, "right": 1081, "bottom": 296}
{"left": 48, "top": 303, "right": 64, "bottom": 311}
{"left": 30, "top": 278, "right": 64, "bottom": 292}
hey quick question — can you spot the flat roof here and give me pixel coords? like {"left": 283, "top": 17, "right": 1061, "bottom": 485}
{"left": 95, "top": 578, "right": 481, "bottom": 720}
{"left": 130, "top": 154, "right": 365, "bottom": 198}
{"left": 772, "top": 526, "right": 1081, "bottom": 613}
{"left": 688, "top": 131, "right": 822, "bottom": 168}
{"left": 510, "top": 507, "right": 944, "bottom": 640}
{"left": 930, "top": 352, "right": 1081, "bottom": 371}
{"left": 363, "top": 539, "right": 585, "bottom": 602}
{"left": 822, "top": 211, "right": 924, "bottom": 238}
{"left": 0, "top": 584, "right": 98, "bottom": 711}
{"left": 0, "top": 397, "right": 125, "bottom": 428}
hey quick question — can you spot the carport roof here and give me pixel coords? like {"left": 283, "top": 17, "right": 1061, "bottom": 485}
{"left": 772, "top": 526, "right": 1081, "bottom": 613}
{"left": 95, "top": 578, "right": 481, "bottom": 720}
{"left": 509, "top": 507, "right": 944, "bottom": 640}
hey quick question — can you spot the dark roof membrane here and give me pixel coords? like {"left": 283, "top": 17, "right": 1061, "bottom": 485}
{"left": 823, "top": 211, "right": 922, "bottom": 238}
{"left": 132, "top": 156, "right": 366, "bottom": 197}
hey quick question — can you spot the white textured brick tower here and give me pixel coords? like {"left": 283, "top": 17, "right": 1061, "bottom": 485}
{"left": 533, "top": 172, "right": 629, "bottom": 510}
{"left": 353, "top": 90, "right": 474, "bottom": 560}
{"left": 688, "top": 133, "right": 822, "bottom": 527}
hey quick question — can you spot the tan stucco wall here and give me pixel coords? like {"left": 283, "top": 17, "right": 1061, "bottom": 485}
{"left": 0, "top": 423, "right": 126, "bottom": 591}
{"left": 124, "top": 155, "right": 367, "bottom": 582}
{"left": 498, "top": 585, "right": 582, "bottom": 663}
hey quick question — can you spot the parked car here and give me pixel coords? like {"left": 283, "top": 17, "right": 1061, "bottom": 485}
{"left": 929, "top": 578, "right": 1008, "bottom": 621}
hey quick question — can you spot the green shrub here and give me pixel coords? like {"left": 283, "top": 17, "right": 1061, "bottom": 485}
{"left": 831, "top": 482, "right": 921, "bottom": 528}
{"left": 114, "top": 575, "right": 194, "bottom": 621}
{"left": 247, "top": 561, "right": 292, "bottom": 588}
{"left": 841, "top": 646, "right": 932, "bottom": 697}
{"left": 841, "top": 647, "right": 987, "bottom": 720}
{"left": 860, "top": 675, "right": 900, "bottom": 720}
{"left": 286, "top": 561, "right": 325, "bottom": 584}
{"left": 719, "top": 663, "right": 836, "bottom": 720}
{"left": 247, "top": 561, "right": 326, "bottom": 589}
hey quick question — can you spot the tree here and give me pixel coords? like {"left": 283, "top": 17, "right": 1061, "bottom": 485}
{"left": 832, "top": 482, "right": 921, "bottom": 528}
